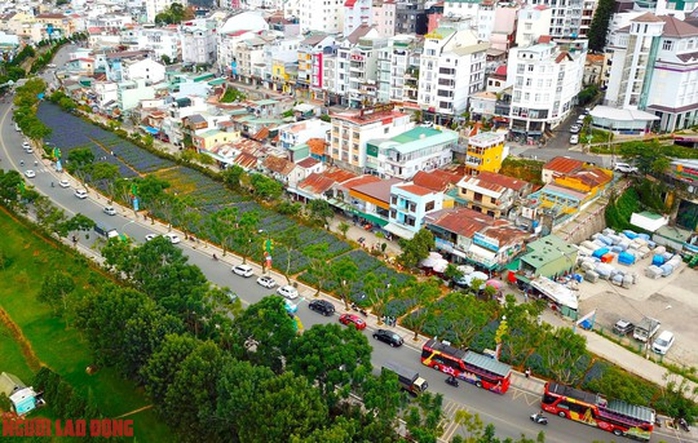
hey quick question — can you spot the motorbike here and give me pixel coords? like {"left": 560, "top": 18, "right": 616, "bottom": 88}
{"left": 445, "top": 376, "right": 459, "bottom": 388}
{"left": 678, "top": 418, "right": 690, "bottom": 432}
{"left": 351, "top": 303, "right": 368, "bottom": 317}
{"left": 530, "top": 413, "right": 548, "bottom": 425}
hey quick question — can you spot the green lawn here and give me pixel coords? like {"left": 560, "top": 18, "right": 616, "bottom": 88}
{"left": 0, "top": 209, "right": 173, "bottom": 442}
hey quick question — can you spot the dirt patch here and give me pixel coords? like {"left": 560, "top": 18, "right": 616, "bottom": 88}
{"left": 0, "top": 307, "right": 43, "bottom": 372}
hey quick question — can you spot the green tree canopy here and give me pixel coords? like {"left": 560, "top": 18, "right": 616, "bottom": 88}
{"left": 587, "top": 0, "right": 614, "bottom": 52}
{"left": 398, "top": 228, "right": 435, "bottom": 269}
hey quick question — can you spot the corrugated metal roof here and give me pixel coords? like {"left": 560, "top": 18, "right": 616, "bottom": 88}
{"left": 604, "top": 400, "right": 655, "bottom": 423}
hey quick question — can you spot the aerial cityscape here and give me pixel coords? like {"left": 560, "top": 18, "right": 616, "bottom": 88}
{"left": 0, "top": 0, "right": 697, "bottom": 441}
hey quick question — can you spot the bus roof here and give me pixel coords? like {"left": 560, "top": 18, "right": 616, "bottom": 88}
{"left": 425, "top": 339, "right": 467, "bottom": 360}
{"left": 464, "top": 351, "right": 511, "bottom": 377}
{"left": 604, "top": 399, "right": 655, "bottom": 424}
{"left": 547, "top": 382, "right": 604, "bottom": 406}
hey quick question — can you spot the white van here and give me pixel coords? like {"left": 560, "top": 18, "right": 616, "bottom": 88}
{"left": 652, "top": 331, "right": 675, "bottom": 355}
{"left": 570, "top": 134, "right": 579, "bottom": 145}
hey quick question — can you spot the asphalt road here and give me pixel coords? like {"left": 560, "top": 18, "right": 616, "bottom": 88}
{"left": 0, "top": 80, "right": 692, "bottom": 443}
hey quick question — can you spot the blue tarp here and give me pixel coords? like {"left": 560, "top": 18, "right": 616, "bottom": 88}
{"left": 142, "top": 126, "right": 159, "bottom": 135}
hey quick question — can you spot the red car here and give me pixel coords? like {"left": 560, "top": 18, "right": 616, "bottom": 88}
{"left": 339, "top": 313, "right": 367, "bottom": 331}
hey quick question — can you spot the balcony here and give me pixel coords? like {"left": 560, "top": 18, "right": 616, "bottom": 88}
{"left": 465, "top": 156, "right": 483, "bottom": 167}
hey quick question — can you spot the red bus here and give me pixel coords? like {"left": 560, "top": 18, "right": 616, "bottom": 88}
{"left": 542, "top": 382, "right": 655, "bottom": 441}
{"left": 421, "top": 339, "right": 512, "bottom": 394}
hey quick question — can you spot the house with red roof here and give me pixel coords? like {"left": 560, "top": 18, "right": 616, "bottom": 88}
{"left": 384, "top": 182, "right": 450, "bottom": 240}
{"left": 455, "top": 171, "right": 532, "bottom": 218}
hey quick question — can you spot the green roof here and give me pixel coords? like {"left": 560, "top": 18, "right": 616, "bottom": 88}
{"left": 252, "top": 99, "right": 279, "bottom": 106}
{"left": 637, "top": 211, "right": 663, "bottom": 220}
{"left": 198, "top": 129, "right": 220, "bottom": 138}
{"left": 289, "top": 143, "right": 308, "bottom": 152}
{"left": 382, "top": 126, "right": 458, "bottom": 155}
{"left": 392, "top": 127, "right": 442, "bottom": 143}
{"left": 208, "top": 78, "right": 226, "bottom": 86}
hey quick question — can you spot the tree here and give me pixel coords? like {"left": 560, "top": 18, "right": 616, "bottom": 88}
{"left": 37, "top": 271, "right": 76, "bottom": 315}
{"left": 587, "top": 0, "right": 614, "bottom": 52}
{"left": 236, "top": 372, "right": 329, "bottom": 443}
{"left": 337, "top": 221, "right": 350, "bottom": 239}
{"left": 288, "top": 323, "right": 373, "bottom": 406}
{"left": 90, "top": 162, "right": 120, "bottom": 202}
{"left": 230, "top": 296, "right": 297, "bottom": 373}
{"left": 206, "top": 207, "right": 238, "bottom": 256}
{"left": 0, "top": 169, "right": 23, "bottom": 208}
{"left": 249, "top": 173, "right": 283, "bottom": 201}
{"left": 443, "top": 263, "right": 464, "bottom": 287}
{"left": 142, "top": 334, "right": 200, "bottom": 404}
{"left": 402, "top": 279, "right": 442, "bottom": 340}
{"left": 66, "top": 147, "right": 95, "bottom": 186}
{"left": 307, "top": 199, "right": 334, "bottom": 228}
{"left": 33, "top": 195, "right": 67, "bottom": 234}
{"left": 57, "top": 213, "right": 95, "bottom": 239}
{"left": 304, "top": 243, "right": 333, "bottom": 296}
{"left": 221, "top": 165, "right": 245, "bottom": 190}
{"left": 398, "top": 228, "right": 435, "bottom": 270}
{"left": 278, "top": 225, "right": 301, "bottom": 282}
{"left": 232, "top": 210, "right": 260, "bottom": 264}
{"left": 331, "top": 257, "right": 359, "bottom": 310}
{"left": 622, "top": 140, "right": 671, "bottom": 175}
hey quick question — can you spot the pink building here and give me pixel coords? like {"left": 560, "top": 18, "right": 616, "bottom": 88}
{"left": 372, "top": 0, "right": 397, "bottom": 38}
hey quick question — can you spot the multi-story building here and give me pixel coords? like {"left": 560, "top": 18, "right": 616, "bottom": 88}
{"left": 297, "top": 33, "right": 336, "bottom": 101}
{"left": 299, "top": 0, "right": 343, "bottom": 33}
{"left": 344, "top": 0, "right": 374, "bottom": 36}
{"left": 454, "top": 171, "right": 532, "bottom": 218}
{"left": 527, "top": 0, "right": 596, "bottom": 39}
{"left": 338, "top": 27, "right": 387, "bottom": 108}
{"left": 376, "top": 34, "right": 419, "bottom": 103}
{"left": 117, "top": 78, "right": 156, "bottom": 111}
{"left": 279, "top": 119, "right": 332, "bottom": 150}
{"left": 507, "top": 38, "right": 587, "bottom": 136}
{"left": 217, "top": 11, "right": 270, "bottom": 74}
{"left": 515, "top": 5, "right": 553, "bottom": 48}
{"left": 365, "top": 126, "right": 458, "bottom": 179}
{"left": 145, "top": 0, "right": 183, "bottom": 23}
{"left": 34, "top": 13, "right": 76, "bottom": 38}
{"left": 396, "top": 0, "right": 427, "bottom": 35}
{"left": 122, "top": 27, "right": 180, "bottom": 62}
{"left": 122, "top": 58, "right": 166, "bottom": 83}
{"left": 262, "top": 36, "right": 302, "bottom": 91}
{"left": 464, "top": 131, "right": 506, "bottom": 175}
{"left": 330, "top": 104, "right": 413, "bottom": 172}
{"left": 180, "top": 21, "right": 217, "bottom": 65}
{"left": 372, "top": 0, "right": 397, "bottom": 38}
{"left": 386, "top": 182, "right": 446, "bottom": 239}
{"left": 418, "top": 26, "right": 488, "bottom": 120}
{"left": 604, "top": 12, "right": 698, "bottom": 131}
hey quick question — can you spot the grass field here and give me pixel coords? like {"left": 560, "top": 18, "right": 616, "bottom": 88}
{"left": 0, "top": 209, "right": 173, "bottom": 442}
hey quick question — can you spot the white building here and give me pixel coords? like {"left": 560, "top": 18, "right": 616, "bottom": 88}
{"left": 122, "top": 58, "right": 166, "bottom": 83}
{"left": 508, "top": 38, "right": 587, "bottom": 135}
{"left": 279, "top": 119, "right": 332, "bottom": 150}
{"left": 330, "top": 104, "right": 414, "bottom": 171}
{"left": 418, "top": 27, "right": 489, "bottom": 118}
{"left": 515, "top": 5, "right": 553, "bottom": 48}
{"left": 344, "top": 0, "right": 373, "bottom": 36}
{"left": 372, "top": 0, "right": 397, "bottom": 38}
{"left": 377, "top": 34, "right": 420, "bottom": 103}
{"left": 122, "top": 27, "right": 180, "bottom": 62}
{"left": 181, "top": 22, "right": 217, "bottom": 65}
{"left": 336, "top": 25, "right": 385, "bottom": 108}
{"left": 117, "top": 79, "right": 156, "bottom": 111}
{"left": 299, "top": 0, "right": 344, "bottom": 33}
{"left": 527, "top": 0, "right": 596, "bottom": 39}
{"left": 217, "top": 12, "right": 270, "bottom": 75}
{"left": 605, "top": 12, "right": 698, "bottom": 131}
{"left": 365, "top": 125, "right": 458, "bottom": 179}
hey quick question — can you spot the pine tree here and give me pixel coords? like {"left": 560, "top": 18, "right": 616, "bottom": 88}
{"left": 588, "top": 0, "right": 615, "bottom": 52}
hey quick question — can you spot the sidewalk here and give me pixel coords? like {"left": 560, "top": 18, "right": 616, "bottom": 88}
{"left": 327, "top": 216, "right": 402, "bottom": 257}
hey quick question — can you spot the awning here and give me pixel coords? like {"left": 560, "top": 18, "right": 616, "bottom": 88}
{"left": 352, "top": 210, "right": 388, "bottom": 227}
{"left": 384, "top": 222, "right": 416, "bottom": 240}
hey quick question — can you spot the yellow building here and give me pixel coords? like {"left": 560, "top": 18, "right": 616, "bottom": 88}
{"left": 193, "top": 129, "right": 241, "bottom": 151}
{"left": 465, "top": 132, "right": 506, "bottom": 174}
{"left": 553, "top": 167, "right": 613, "bottom": 197}
{"left": 34, "top": 13, "right": 76, "bottom": 38}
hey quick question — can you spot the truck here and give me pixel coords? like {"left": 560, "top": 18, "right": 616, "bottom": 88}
{"left": 633, "top": 317, "right": 661, "bottom": 342}
{"left": 94, "top": 224, "right": 119, "bottom": 239}
{"left": 382, "top": 361, "right": 428, "bottom": 395}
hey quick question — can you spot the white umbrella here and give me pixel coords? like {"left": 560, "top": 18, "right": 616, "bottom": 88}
{"left": 432, "top": 259, "right": 450, "bottom": 273}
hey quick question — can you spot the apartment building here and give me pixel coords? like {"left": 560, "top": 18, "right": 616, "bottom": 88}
{"left": 464, "top": 131, "right": 506, "bottom": 175}
{"left": 386, "top": 182, "right": 445, "bottom": 239}
{"left": 376, "top": 34, "right": 420, "bottom": 103}
{"left": 455, "top": 171, "right": 532, "bottom": 218}
{"left": 336, "top": 26, "right": 387, "bottom": 108}
{"left": 180, "top": 21, "right": 217, "bottom": 65}
{"left": 527, "top": 0, "right": 597, "bottom": 39}
{"left": 507, "top": 38, "right": 587, "bottom": 136}
{"left": 372, "top": 0, "right": 397, "bottom": 38}
{"left": 299, "top": 0, "right": 344, "bottom": 33}
{"left": 365, "top": 126, "right": 458, "bottom": 179}
{"left": 345, "top": 0, "right": 373, "bottom": 36}
{"left": 516, "top": 5, "right": 553, "bottom": 48}
{"left": 418, "top": 26, "right": 488, "bottom": 119}
{"left": 297, "top": 33, "right": 336, "bottom": 101}
{"left": 604, "top": 13, "right": 698, "bottom": 131}
{"left": 395, "top": 0, "right": 427, "bottom": 35}
{"left": 122, "top": 27, "right": 180, "bottom": 62}
{"left": 330, "top": 104, "right": 413, "bottom": 171}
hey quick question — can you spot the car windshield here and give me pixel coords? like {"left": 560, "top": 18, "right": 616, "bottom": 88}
{"left": 656, "top": 338, "right": 669, "bottom": 346}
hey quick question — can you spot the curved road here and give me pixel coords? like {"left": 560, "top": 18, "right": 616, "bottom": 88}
{"left": 0, "top": 89, "right": 692, "bottom": 443}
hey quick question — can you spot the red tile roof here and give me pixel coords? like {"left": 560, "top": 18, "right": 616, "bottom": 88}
{"left": 543, "top": 156, "right": 584, "bottom": 175}
{"left": 307, "top": 138, "right": 327, "bottom": 156}
{"left": 476, "top": 171, "right": 530, "bottom": 192}
{"left": 412, "top": 170, "right": 462, "bottom": 191}
{"left": 351, "top": 178, "right": 403, "bottom": 203}
{"left": 263, "top": 155, "right": 296, "bottom": 175}
{"left": 396, "top": 183, "right": 434, "bottom": 197}
{"left": 425, "top": 207, "right": 494, "bottom": 238}
{"left": 322, "top": 167, "right": 358, "bottom": 184}
{"left": 298, "top": 173, "right": 336, "bottom": 195}
{"left": 297, "top": 157, "right": 320, "bottom": 168}
{"left": 233, "top": 152, "right": 258, "bottom": 170}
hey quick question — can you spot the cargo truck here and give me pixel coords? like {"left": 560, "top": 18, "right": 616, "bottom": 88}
{"left": 633, "top": 317, "right": 661, "bottom": 342}
{"left": 94, "top": 224, "right": 119, "bottom": 239}
{"left": 382, "top": 361, "right": 428, "bottom": 395}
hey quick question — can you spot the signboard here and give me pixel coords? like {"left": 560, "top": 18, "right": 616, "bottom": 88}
{"left": 359, "top": 102, "right": 395, "bottom": 117}
{"left": 350, "top": 54, "right": 364, "bottom": 62}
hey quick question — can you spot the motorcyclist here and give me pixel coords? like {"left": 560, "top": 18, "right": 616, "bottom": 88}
{"left": 212, "top": 253, "right": 218, "bottom": 261}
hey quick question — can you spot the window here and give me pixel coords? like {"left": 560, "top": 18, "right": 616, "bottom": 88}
{"left": 425, "top": 201, "right": 435, "bottom": 211}
{"left": 528, "top": 64, "right": 534, "bottom": 72}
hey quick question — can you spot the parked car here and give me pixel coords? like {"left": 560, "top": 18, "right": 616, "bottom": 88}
{"left": 613, "top": 319, "right": 635, "bottom": 336}
{"left": 256, "top": 275, "right": 276, "bottom": 288}
{"left": 22, "top": 141, "right": 31, "bottom": 150}
{"left": 24, "top": 170, "right": 36, "bottom": 178}
{"left": 144, "top": 233, "right": 158, "bottom": 242}
{"left": 339, "top": 313, "right": 367, "bottom": 330}
{"left": 103, "top": 206, "right": 117, "bottom": 216}
{"left": 58, "top": 179, "right": 70, "bottom": 188}
{"left": 74, "top": 189, "right": 88, "bottom": 199}
{"left": 232, "top": 264, "right": 254, "bottom": 278}
{"left": 308, "top": 299, "right": 335, "bottom": 316}
{"left": 569, "top": 124, "right": 581, "bottom": 134}
{"left": 613, "top": 162, "right": 639, "bottom": 174}
{"left": 652, "top": 330, "right": 675, "bottom": 355}
{"left": 570, "top": 134, "right": 579, "bottom": 145}
{"left": 227, "top": 291, "right": 239, "bottom": 303}
{"left": 372, "top": 329, "right": 404, "bottom": 347}
{"left": 163, "top": 233, "right": 181, "bottom": 244}
{"left": 277, "top": 285, "right": 299, "bottom": 300}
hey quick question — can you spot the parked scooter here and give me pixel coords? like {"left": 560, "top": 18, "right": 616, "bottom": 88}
{"left": 678, "top": 418, "right": 691, "bottom": 432}
{"left": 351, "top": 302, "right": 368, "bottom": 317}
{"left": 530, "top": 412, "right": 548, "bottom": 425}
{"left": 445, "top": 376, "right": 459, "bottom": 388}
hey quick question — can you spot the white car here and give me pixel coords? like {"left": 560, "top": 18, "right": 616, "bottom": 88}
{"left": 232, "top": 264, "right": 254, "bottom": 278}
{"left": 25, "top": 147, "right": 33, "bottom": 154}
{"left": 103, "top": 206, "right": 117, "bottom": 216}
{"left": 145, "top": 233, "right": 158, "bottom": 242}
{"left": 58, "top": 179, "right": 70, "bottom": 188}
{"left": 22, "top": 141, "right": 30, "bottom": 150}
{"left": 74, "top": 189, "right": 88, "bottom": 199}
{"left": 256, "top": 275, "right": 276, "bottom": 289}
{"left": 277, "top": 285, "right": 299, "bottom": 300}
{"left": 24, "top": 170, "right": 36, "bottom": 178}
{"left": 614, "top": 162, "right": 639, "bottom": 174}
{"left": 163, "top": 233, "right": 181, "bottom": 245}
{"left": 652, "top": 331, "right": 675, "bottom": 355}
{"left": 569, "top": 134, "right": 579, "bottom": 145}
